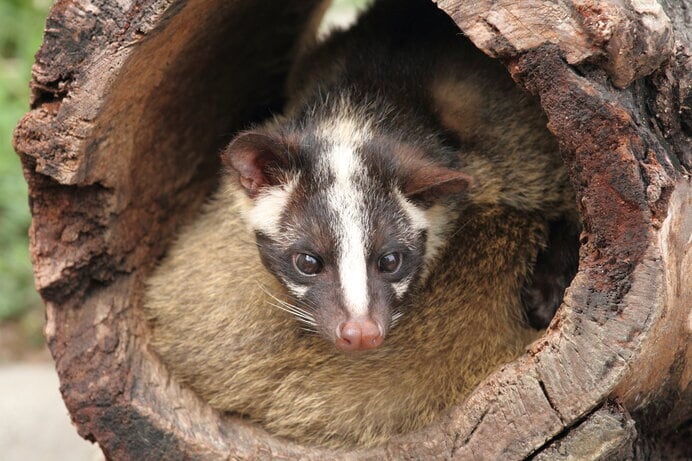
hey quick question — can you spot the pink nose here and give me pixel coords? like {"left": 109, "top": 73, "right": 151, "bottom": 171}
{"left": 335, "top": 318, "right": 384, "bottom": 352}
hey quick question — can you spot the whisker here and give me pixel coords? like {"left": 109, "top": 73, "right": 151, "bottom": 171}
{"left": 449, "top": 216, "right": 474, "bottom": 240}
{"left": 260, "top": 280, "right": 320, "bottom": 314}
{"left": 258, "top": 282, "right": 318, "bottom": 324}
{"left": 292, "top": 296, "right": 320, "bottom": 312}
{"left": 267, "top": 302, "right": 317, "bottom": 326}
{"left": 256, "top": 279, "right": 323, "bottom": 333}
{"left": 390, "top": 311, "right": 404, "bottom": 328}
{"left": 270, "top": 296, "right": 316, "bottom": 317}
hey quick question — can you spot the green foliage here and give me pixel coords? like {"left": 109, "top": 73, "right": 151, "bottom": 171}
{"left": 0, "top": 0, "right": 51, "bottom": 320}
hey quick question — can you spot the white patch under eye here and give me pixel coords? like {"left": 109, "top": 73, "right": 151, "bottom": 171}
{"left": 246, "top": 178, "right": 298, "bottom": 237}
{"left": 392, "top": 278, "right": 412, "bottom": 299}
{"left": 285, "top": 281, "right": 309, "bottom": 298}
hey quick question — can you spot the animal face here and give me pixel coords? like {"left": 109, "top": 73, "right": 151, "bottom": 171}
{"left": 224, "top": 114, "right": 470, "bottom": 352}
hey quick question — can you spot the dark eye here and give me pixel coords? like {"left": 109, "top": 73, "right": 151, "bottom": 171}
{"left": 293, "top": 253, "right": 323, "bottom": 276}
{"left": 378, "top": 252, "right": 402, "bottom": 273}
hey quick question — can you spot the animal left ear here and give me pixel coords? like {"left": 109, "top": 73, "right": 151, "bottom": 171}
{"left": 403, "top": 166, "right": 473, "bottom": 203}
{"left": 221, "top": 131, "right": 291, "bottom": 198}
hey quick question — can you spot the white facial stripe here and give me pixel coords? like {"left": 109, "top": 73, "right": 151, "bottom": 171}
{"left": 337, "top": 203, "right": 369, "bottom": 317}
{"left": 247, "top": 178, "right": 298, "bottom": 237}
{"left": 317, "top": 111, "right": 368, "bottom": 176}
{"left": 332, "top": 143, "right": 359, "bottom": 182}
{"left": 320, "top": 114, "right": 371, "bottom": 319}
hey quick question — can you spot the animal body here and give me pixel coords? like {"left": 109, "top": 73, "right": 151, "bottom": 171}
{"left": 147, "top": 196, "right": 551, "bottom": 448}
{"left": 145, "top": 0, "right": 578, "bottom": 449}
{"left": 223, "top": 0, "right": 576, "bottom": 352}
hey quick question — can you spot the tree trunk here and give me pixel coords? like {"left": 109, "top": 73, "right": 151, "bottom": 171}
{"left": 13, "top": 0, "right": 690, "bottom": 459}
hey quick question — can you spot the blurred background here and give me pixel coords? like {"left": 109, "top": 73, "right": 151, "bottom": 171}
{"left": 0, "top": 0, "right": 49, "bottom": 363}
{"left": 0, "top": 0, "right": 367, "bottom": 459}
{"left": 0, "top": 1, "right": 106, "bottom": 459}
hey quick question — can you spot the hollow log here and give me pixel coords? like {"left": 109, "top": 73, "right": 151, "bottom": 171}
{"left": 13, "top": 0, "right": 690, "bottom": 459}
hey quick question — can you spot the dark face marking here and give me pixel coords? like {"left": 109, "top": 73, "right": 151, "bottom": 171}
{"left": 253, "top": 149, "right": 428, "bottom": 345}
{"left": 228, "top": 111, "right": 464, "bottom": 349}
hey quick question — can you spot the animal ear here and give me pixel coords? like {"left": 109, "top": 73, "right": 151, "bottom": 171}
{"left": 222, "top": 131, "right": 290, "bottom": 198}
{"left": 403, "top": 165, "right": 472, "bottom": 203}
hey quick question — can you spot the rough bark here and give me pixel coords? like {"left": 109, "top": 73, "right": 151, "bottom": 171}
{"left": 13, "top": 0, "right": 690, "bottom": 459}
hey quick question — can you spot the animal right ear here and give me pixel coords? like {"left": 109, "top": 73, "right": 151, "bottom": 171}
{"left": 222, "top": 132, "right": 290, "bottom": 198}
{"left": 403, "top": 165, "right": 473, "bottom": 204}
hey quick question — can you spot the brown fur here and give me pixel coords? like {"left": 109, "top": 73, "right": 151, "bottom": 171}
{"left": 432, "top": 63, "right": 576, "bottom": 221}
{"left": 144, "top": 180, "right": 545, "bottom": 448}
{"left": 284, "top": 0, "right": 576, "bottom": 223}
{"left": 144, "top": 0, "right": 579, "bottom": 449}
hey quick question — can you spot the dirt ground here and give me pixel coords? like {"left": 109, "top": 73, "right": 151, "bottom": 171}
{"left": 0, "top": 309, "right": 51, "bottom": 363}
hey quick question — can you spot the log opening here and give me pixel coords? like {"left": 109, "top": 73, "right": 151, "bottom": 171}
{"left": 13, "top": 0, "right": 690, "bottom": 458}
